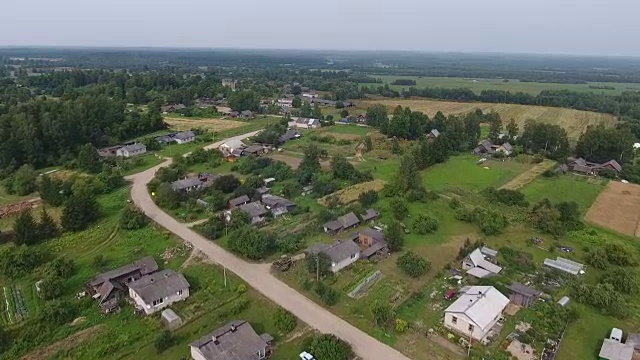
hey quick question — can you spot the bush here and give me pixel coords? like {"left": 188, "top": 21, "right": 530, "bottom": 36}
{"left": 395, "top": 318, "right": 409, "bottom": 333}
{"left": 313, "top": 282, "right": 339, "bottom": 306}
{"left": 39, "top": 275, "right": 64, "bottom": 300}
{"left": 358, "top": 190, "right": 378, "bottom": 207}
{"left": 303, "top": 334, "right": 353, "bottom": 360}
{"left": 412, "top": 214, "right": 439, "bottom": 234}
{"left": 154, "top": 330, "right": 175, "bottom": 353}
{"left": 120, "top": 205, "right": 148, "bottom": 230}
{"left": 274, "top": 308, "right": 297, "bottom": 333}
{"left": 397, "top": 251, "right": 431, "bottom": 278}
{"left": 483, "top": 187, "right": 528, "bottom": 207}
{"left": 371, "top": 301, "right": 393, "bottom": 327}
{"left": 389, "top": 198, "right": 408, "bottom": 220}
{"left": 41, "top": 300, "right": 77, "bottom": 327}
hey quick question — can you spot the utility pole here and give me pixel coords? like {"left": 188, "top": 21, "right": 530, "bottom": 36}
{"left": 316, "top": 256, "right": 319, "bottom": 282}
{"left": 224, "top": 267, "right": 227, "bottom": 288}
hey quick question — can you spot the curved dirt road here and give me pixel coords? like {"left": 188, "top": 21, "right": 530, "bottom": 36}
{"left": 127, "top": 132, "right": 411, "bottom": 360}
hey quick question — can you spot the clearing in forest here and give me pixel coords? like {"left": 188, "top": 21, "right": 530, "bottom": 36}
{"left": 356, "top": 99, "right": 616, "bottom": 140}
{"left": 164, "top": 117, "right": 246, "bottom": 132}
{"left": 585, "top": 181, "right": 640, "bottom": 237}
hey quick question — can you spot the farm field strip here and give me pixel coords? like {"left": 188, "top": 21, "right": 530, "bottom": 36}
{"left": 585, "top": 181, "right": 640, "bottom": 237}
{"left": 356, "top": 99, "right": 616, "bottom": 140}
{"left": 163, "top": 116, "right": 246, "bottom": 131}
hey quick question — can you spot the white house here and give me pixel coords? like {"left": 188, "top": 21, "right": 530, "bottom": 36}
{"left": 116, "top": 143, "right": 147, "bottom": 158}
{"left": 128, "top": 269, "right": 190, "bottom": 315}
{"left": 174, "top": 131, "right": 196, "bottom": 144}
{"left": 306, "top": 241, "right": 361, "bottom": 273}
{"left": 219, "top": 139, "right": 246, "bottom": 154}
{"left": 444, "top": 286, "right": 509, "bottom": 341}
{"left": 302, "top": 92, "right": 318, "bottom": 99}
{"left": 294, "top": 118, "right": 321, "bottom": 129}
{"left": 277, "top": 98, "right": 293, "bottom": 108}
{"left": 462, "top": 248, "right": 502, "bottom": 278}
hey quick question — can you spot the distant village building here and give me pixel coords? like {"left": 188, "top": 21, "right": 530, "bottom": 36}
{"left": 116, "top": 143, "right": 147, "bottom": 158}
{"left": 294, "top": 118, "right": 321, "bottom": 129}
{"left": 323, "top": 212, "right": 360, "bottom": 234}
{"left": 306, "top": 240, "right": 361, "bottom": 273}
{"left": 174, "top": 131, "right": 196, "bottom": 144}
{"left": 222, "top": 79, "right": 237, "bottom": 91}
{"left": 190, "top": 320, "right": 272, "bottom": 360}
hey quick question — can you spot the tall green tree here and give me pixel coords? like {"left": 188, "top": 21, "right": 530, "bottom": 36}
{"left": 227, "top": 226, "right": 274, "bottom": 260}
{"left": 365, "top": 104, "right": 389, "bottom": 131}
{"left": 385, "top": 221, "right": 405, "bottom": 252}
{"left": 575, "top": 125, "right": 635, "bottom": 164}
{"left": 37, "top": 208, "right": 59, "bottom": 241}
{"left": 61, "top": 192, "right": 100, "bottom": 232}
{"left": 300, "top": 101, "right": 313, "bottom": 117}
{"left": 506, "top": 118, "right": 519, "bottom": 139}
{"left": 13, "top": 211, "right": 38, "bottom": 245}
{"left": 487, "top": 111, "right": 503, "bottom": 140}
{"left": 76, "top": 143, "right": 101, "bottom": 173}
{"left": 228, "top": 90, "right": 260, "bottom": 112}
{"left": 8, "top": 164, "right": 38, "bottom": 196}
{"left": 298, "top": 144, "right": 325, "bottom": 184}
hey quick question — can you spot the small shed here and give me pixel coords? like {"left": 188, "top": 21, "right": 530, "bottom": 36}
{"left": 161, "top": 309, "right": 183, "bottom": 330}
{"left": 507, "top": 282, "right": 541, "bottom": 307}
{"left": 558, "top": 296, "right": 570, "bottom": 307}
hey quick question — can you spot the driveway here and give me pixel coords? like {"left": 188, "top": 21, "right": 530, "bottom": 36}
{"left": 127, "top": 132, "right": 411, "bottom": 360}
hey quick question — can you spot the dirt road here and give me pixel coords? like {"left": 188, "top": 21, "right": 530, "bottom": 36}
{"left": 126, "top": 132, "right": 411, "bottom": 360}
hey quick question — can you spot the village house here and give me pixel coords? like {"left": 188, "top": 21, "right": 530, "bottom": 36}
{"left": 98, "top": 145, "right": 122, "bottom": 158}
{"left": 221, "top": 79, "right": 237, "bottom": 91}
{"left": 228, "top": 195, "right": 250, "bottom": 209}
{"left": 161, "top": 103, "right": 186, "bottom": 114}
{"left": 128, "top": 269, "right": 190, "bottom": 315}
{"left": 567, "top": 158, "right": 622, "bottom": 176}
{"left": 260, "top": 194, "right": 296, "bottom": 216}
{"left": 361, "top": 209, "right": 379, "bottom": 223}
{"left": 240, "top": 110, "right": 254, "bottom": 118}
{"left": 357, "top": 228, "right": 388, "bottom": 259}
{"left": 356, "top": 113, "right": 367, "bottom": 124}
{"left": 599, "top": 329, "right": 634, "bottom": 360}
{"left": 294, "top": 118, "right": 321, "bottom": 129}
{"left": 462, "top": 247, "right": 502, "bottom": 278}
{"left": 190, "top": 320, "right": 273, "bottom": 360}
{"left": 174, "top": 131, "right": 196, "bottom": 144}
{"left": 426, "top": 129, "right": 440, "bottom": 143}
{"left": 278, "top": 129, "right": 300, "bottom": 144}
{"left": 444, "top": 286, "right": 510, "bottom": 341}
{"left": 171, "top": 173, "right": 219, "bottom": 193}
{"left": 86, "top": 256, "right": 159, "bottom": 313}
{"left": 243, "top": 144, "right": 266, "bottom": 156}
{"left": 507, "top": 282, "right": 541, "bottom": 307}
{"left": 277, "top": 98, "right": 293, "bottom": 108}
{"left": 323, "top": 212, "right": 360, "bottom": 234}
{"left": 116, "top": 143, "right": 147, "bottom": 158}
{"left": 302, "top": 92, "right": 318, "bottom": 99}
{"left": 230, "top": 201, "right": 269, "bottom": 225}
{"left": 194, "top": 97, "right": 217, "bottom": 109}
{"left": 219, "top": 139, "right": 246, "bottom": 155}
{"left": 473, "top": 140, "right": 513, "bottom": 156}
{"left": 306, "top": 240, "right": 361, "bottom": 273}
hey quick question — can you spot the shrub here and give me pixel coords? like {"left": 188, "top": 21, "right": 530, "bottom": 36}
{"left": 120, "top": 205, "right": 148, "bottom": 230}
{"left": 274, "top": 308, "right": 297, "bottom": 333}
{"left": 39, "top": 275, "right": 64, "bottom": 300}
{"left": 154, "top": 330, "right": 175, "bottom": 353}
{"left": 371, "top": 301, "right": 394, "bottom": 327}
{"left": 303, "top": 334, "right": 353, "bottom": 360}
{"left": 483, "top": 187, "right": 528, "bottom": 207}
{"left": 397, "top": 251, "right": 431, "bottom": 278}
{"left": 412, "top": 214, "right": 439, "bottom": 234}
{"left": 358, "top": 190, "right": 378, "bottom": 207}
{"left": 395, "top": 318, "right": 409, "bottom": 333}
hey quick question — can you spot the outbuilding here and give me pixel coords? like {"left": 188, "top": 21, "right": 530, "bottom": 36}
{"left": 161, "top": 308, "right": 183, "bottom": 330}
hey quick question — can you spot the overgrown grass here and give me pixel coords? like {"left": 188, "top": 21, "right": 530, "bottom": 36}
{"left": 520, "top": 175, "right": 606, "bottom": 212}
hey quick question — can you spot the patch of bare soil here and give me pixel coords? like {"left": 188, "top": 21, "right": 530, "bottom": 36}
{"left": 585, "top": 181, "right": 640, "bottom": 237}
{"left": 21, "top": 325, "right": 103, "bottom": 360}
{"left": 507, "top": 339, "right": 536, "bottom": 360}
{"left": 164, "top": 117, "right": 245, "bottom": 132}
{"left": 0, "top": 198, "right": 41, "bottom": 219}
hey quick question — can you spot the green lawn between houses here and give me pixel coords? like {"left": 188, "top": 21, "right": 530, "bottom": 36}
{"left": 520, "top": 175, "right": 607, "bottom": 213}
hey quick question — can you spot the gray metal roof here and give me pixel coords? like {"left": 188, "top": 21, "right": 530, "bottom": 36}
{"left": 322, "top": 240, "right": 361, "bottom": 264}
{"left": 171, "top": 177, "right": 202, "bottom": 190}
{"left": 128, "top": 269, "right": 190, "bottom": 304}
{"left": 120, "top": 143, "right": 146, "bottom": 152}
{"left": 507, "top": 282, "right": 540, "bottom": 297}
{"left": 87, "top": 256, "right": 158, "bottom": 288}
{"left": 599, "top": 338, "right": 634, "bottom": 360}
{"left": 238, "top": 201, "right": 268, "bottom": 218}
{"left": 361, "top": 209, "right": 379, "bottom": 222}
{"left": 174, "top": 131, "right": 196, "bottom": 140}
{"left": 243, "top": 145, "right": 264, "bottom": 154}
{"left": 323, "top": 220, "right": 343, "bottom": 231}
{"left": 191, "top": 320, "right": 269, "bottom": 360}
{"left": 229, "top": 195, "right": 250, "bottom": 208}
{"left": 337, "top": 212, "right": 360, "bottom": 228}
{"left": 261, "top": 194, "right": 295, "bottom": 208}
{"left": 360, "top": 228, "right": 384, "bottom": 243}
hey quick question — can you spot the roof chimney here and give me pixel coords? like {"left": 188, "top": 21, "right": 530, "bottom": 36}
{"left": 230, "top": 324, "right": 237, "bottom": 332}
{"left": 211, "top": 335, "right": 218, "bottom": 344}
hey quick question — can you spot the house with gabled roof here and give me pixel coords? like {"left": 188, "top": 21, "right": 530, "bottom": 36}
{"left": 306, "top": 240, "right": 361, "bottom": 273}
{"left": 323, "top": 212, "right": 360, "bottom": 234}
{"left": 190, "top": 320, "right": 272, "bottom": 360}
{"left": 426, "top": 129, "right": 440, "bottom": 143}
{"left": 228, "top": 195, "right": 250, "bottom": 209}
{"left": 128, "top": 269, "right": 190, "bottom": 315}
{"left": 444, "top": 286, "right": 509, "bottom": 341}
{"left": 116, "top": 143, "right": 146, "bottom": 158}
{"left": 462, "top": 247, "right": 502, "bottom": 278}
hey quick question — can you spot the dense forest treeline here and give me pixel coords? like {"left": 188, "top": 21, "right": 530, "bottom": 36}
{"left": 0, "top": 96, "right": 163, "bottom": 169}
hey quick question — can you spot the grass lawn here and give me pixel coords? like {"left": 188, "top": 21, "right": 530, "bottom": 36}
{"left": 120, "top": 154, "right": 166, "bottom": 176}
{"left": 324, "top": 124, "right": 371, "bottom": 136}
{"left": 0, "top": 186, "right": 38, "bottom": 207}
{"left": 520, "top": 175, "right": 607, "bottom": 212}
{"left": 421, "top": 155, "right": 531, "bottom": 192}
{"left": 367, "top": 75, "right": 640, "bottom": 95}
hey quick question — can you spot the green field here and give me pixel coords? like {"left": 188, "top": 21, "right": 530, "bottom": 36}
{"left": 520, "top": 175, "right": 607, "bottom": 212}
{"left": 421, "top": 155, "right": 531, "bottom": 192}
{"left": 368, "top": 75, "right": 640, "bottom": 95}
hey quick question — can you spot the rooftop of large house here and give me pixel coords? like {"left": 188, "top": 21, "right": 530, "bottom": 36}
{"left": 191, "top": 320, "right": 271, "bottom": 360}
{"left": 307, "top": 240, "right": 361, "bottom": 265}
{"left": 128, "top": 269, "right": 190, "bottom": 304}
{"left": 445, "top": 286, "right": 510, "bottom": 332}
{"left": 120, "top": 143, "right": 146, "bottom": 152}
{"left": 228, "top": 195, "right": 250, "bottom": 208}
{"left": 237, "top": 201, "right": 268, "bottom": 219}
{"left": 174, "top": 131, "right": 196, "bottom": 140}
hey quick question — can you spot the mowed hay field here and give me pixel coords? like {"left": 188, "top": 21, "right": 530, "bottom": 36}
{"left": 356, "top": 99, "right": 617, "bottom": 140}
{"left": 164, "top": 117, "right": 246, "bottom": 131}
{"left": 585, "top": 181, "right": 640, "bottom": 237}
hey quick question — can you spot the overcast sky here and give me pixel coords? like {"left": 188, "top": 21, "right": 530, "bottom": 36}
{"left": 0, "top": 0, "right": 637, "bottom": 56}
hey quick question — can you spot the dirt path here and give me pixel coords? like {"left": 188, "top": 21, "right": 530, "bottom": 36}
{"left": 21, "top": 325, "right": 103, "bottom": 360}
{"left": 126, "top": 132, "right": 412, "bottom": 360}
{"left": 499, "top": 159, "right": 555, "bottom": 190}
